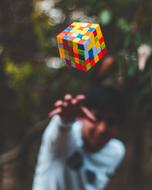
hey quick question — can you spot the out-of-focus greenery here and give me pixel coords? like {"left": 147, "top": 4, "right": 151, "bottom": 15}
{"left": 0, "top": 0, "right": 152, "bottom": 129}
{"left": 0, "top": 0, "right": 152, "bottom": 189}
{"left": 0, "top": 0, "right": 151, "bottom": 152}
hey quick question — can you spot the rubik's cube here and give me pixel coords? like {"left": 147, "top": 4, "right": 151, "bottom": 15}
{"left": 56, "top": 22, "right": 107, "bottom": 72}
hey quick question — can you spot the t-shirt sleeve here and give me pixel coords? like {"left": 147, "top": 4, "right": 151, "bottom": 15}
{"left": 32, "top": 115, "right": 78, "bottom": 190}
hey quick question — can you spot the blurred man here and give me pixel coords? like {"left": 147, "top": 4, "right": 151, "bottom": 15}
{"left": 32, "top": 86, "right": 126, "bottom": 190}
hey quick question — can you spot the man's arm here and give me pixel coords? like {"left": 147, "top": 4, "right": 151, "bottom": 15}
{"left": 32, "top": 94, "right": 95, "bottom": 190}
{"left": 32, "top": 115, "right": 75, "bottom": 190}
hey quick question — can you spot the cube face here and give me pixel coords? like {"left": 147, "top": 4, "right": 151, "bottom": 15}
{"left": 56, "top": 22, "right": 107, "bottom": 72}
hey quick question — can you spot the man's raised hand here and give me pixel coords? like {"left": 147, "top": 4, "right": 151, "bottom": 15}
{"left": 48, "top": 94, "right": 96, "bottom": 123}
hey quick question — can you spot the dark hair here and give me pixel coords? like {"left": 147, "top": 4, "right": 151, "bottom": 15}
{"left": 84, "top": 86, "right": 126, "bottom": 124}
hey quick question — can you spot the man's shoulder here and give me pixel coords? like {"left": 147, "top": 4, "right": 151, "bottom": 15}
{"left": 98, "top": 138, "right": 126, "bottom": 161}
{"left": 86, "top": 138, "right": 126, "bottom": 167}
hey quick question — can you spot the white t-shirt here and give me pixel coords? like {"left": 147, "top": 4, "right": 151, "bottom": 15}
{"left": 32, "top": 115, "right": 125, "bottom": 190}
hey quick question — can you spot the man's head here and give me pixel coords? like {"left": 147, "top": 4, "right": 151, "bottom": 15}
{"left": 82, "top": 85, "right": 126, "bottom": 152}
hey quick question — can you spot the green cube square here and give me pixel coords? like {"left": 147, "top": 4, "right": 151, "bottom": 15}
{"left": 95, "top": 36, "right": 98, "bottom": 43}
{"left": 70, "top": 56, "right": 75, "bottom": 62}
{"left": 78, "top": 49, "right": 84, "bottom": 55}
{"left": 79, "top": 59, "right": 85, "bottom": 65}
{"left": 100, "top": 42, "right": 106, "bottom": 49}
{"left": 86, "top": 63, "right": 91, "bottom": 70}
{"left": 68, "top": 40, "right": 73, "bottom": 46}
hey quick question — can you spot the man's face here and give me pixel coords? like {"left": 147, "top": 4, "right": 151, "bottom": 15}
{"left": 81, "top": 111, "right": 119, "bottom": 152}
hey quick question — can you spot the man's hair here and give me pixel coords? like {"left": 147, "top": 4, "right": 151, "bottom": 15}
{"left": 84, "top": 85, "right": 126, "bottom": 124}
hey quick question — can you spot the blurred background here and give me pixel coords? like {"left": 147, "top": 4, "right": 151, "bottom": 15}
{"left": 0, "top": 0, "right": 152, "bottom": 189}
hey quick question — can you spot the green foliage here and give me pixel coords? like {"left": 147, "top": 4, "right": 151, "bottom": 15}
{"left": 99, "top": 9, "right": 112, "bottom": 25}
{"left": 0, "top": 0, "right": 152, "bottom": 147}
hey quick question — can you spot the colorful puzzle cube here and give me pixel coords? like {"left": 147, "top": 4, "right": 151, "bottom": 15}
{"left": 56, "top": 22, "right": 107, "bottom": 72}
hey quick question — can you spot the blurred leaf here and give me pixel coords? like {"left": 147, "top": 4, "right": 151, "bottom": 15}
{"left": 99, "top": 9, "right": 112, "bottom": 25}
{"left": 5, "top": 59, "right": 32, "bottom": 82}
{"left": 117, "top": 18, "right": 131, "bottom": 32}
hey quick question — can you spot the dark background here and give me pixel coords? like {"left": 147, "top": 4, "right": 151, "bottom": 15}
{"left": 0, "top": 0, "right": 152, "bottom": 189}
